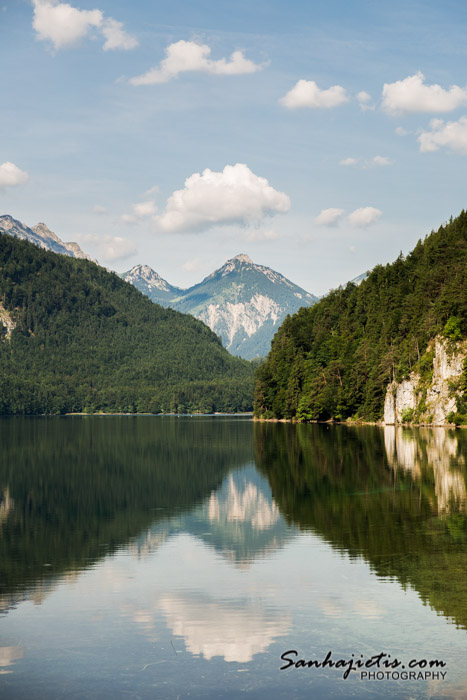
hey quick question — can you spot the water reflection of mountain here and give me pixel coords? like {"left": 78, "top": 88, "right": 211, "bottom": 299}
{"left": 255, "top": 422, "right": 467, "bottom": 630}
{"left": 131, "top": 465, "right": 295, "bottom": 564}
{"left": 0, "top": 416, "right": 253, "bottom": 608}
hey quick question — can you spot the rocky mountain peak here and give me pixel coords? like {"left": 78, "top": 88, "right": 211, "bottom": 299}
{"left": 231, "top": 254, "right": 253, "bottom": 264}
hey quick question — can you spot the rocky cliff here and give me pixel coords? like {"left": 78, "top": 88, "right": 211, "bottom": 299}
{"left": 384, "top": 336, "right": 467, "bottom": 425}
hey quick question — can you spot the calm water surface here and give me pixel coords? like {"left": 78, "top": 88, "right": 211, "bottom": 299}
{"left": 0, "top": 417, "right": 466, "bottom": 699}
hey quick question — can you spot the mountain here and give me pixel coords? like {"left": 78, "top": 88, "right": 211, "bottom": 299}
{"left": 0, "top": 233, "right": 254, "bottom": 415}
{"left": 122, "top": 263, "right": 183, "bottom": 305}
{"left": 0, "top": 215, "right": 90, "bottom": 260}
{"left": 254, "top": 210, "right": 467, "bottom": 423}
{"left": 123, "top": 254, "right": 318, "bottom": 359}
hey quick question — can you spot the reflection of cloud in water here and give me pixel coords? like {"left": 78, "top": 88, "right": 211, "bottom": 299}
{"left": 319, "top": 598, "right": 385, "bottom": 620}
{"left": 384, "top": 427, "right": 466, "bottom": 513}
{"left": 0, "top": 646, "right": 23, "bottom": 674}
{"left": 208, "top": 475, "right": 280, "bottom": 531}
{"left": 159, "top": 593, "right": 290, "bottom": 662}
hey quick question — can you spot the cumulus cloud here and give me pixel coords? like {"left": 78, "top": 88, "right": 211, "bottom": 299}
{"left": 280, "top": 79, "right": 349, "bottom": 109}
{"left": 357, "top": 90, "right": 375, "bottom": 111}
{"left": 339, "top": 157, "right": 359, "bottom": 166}
{"left": 315, "top": 208, "right": 345, "bottom": 227}
{"left": 382, "top": 72, "right": 467, "bottom": 113}
{"left": 101, "top": 18, "right": 138, "bottom": 51}
{"left": 418, "top": 116, "right": 467, "bottom": 154}
{"left": 32, "top": 0, "right": 137, "bottom": 51}
{"left": 121, "top": 199, "right": 157, "bottom": 224}
{"left": 0, "top": 162, "right": 29, "bottom": 189}
{"left": 132, "top": 200, "right": 157, "bottom": 218}
{"left": 395, "top": 126, "right": 409, "bottom": 136}
{"left": 80, "top": 233, "right": 136, "bottom": 262}
{"left": 348, "top": 207, "right": 382, "bottom": 227}
{"left": 371, "top": 155, "right": 393, "bottom": 166}
{"left": 130, "top": 40, "right": 263, "bottom": 86}
{"left": 155, "top": 163, "right": 290, "bottom": 233}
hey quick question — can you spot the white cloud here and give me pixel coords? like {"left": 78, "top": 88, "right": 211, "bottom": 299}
{"left": 357, "top": 90, "right": 374, "bottom": 111}
{"left": 0, "top": 162, "right": 29, "bottom": 189}
{"left": 371, "top": 155, "right": 393, "bottom": 167}
{"left": 357, "top": 91, "right": 371, "bottom": 104}
{"left": 92, "top": 204, "right": 108, "bottom": 215}
{"left": 382, "top": 72, "right": 467, "bottom": 113}
{"left": 121, "top": 199, "right": 157, "bottom": 224}
{"left": 348, "top": 207, "right": 382, "bottom": 227}
{"left": 155, "top": 163, "right": 290, "bottom": 233}
{"left": 32, "top": 1, "right": 137, "bottom": 52}
{"left": 144, "top": 184, "right": 159, "bottom": 197}
{"left": 339, "top": 156, "right": 393, "bottom": 168}
{"left": 130, "top": 40, "right": 263, "bottom": 86}
{"left": 395, "top": 126, "right": 409, "bottom": 136}
{"left": 80, "top": 233, "right": 136, "bottom": 262}
{"left": 418, "top": 116, "right": 467, "bottom": 154}
{"left": 280, "top": 79, "right": 349, "bottom": 109}
{"left": 132, "top": 200, "right": 157, "bottom": 218}
{"left": 339, "top": 157, "right": 359, "bottom": 166}
{"left": 314, "top": 208, "right": 345, "bottom": 227}
{"left": 349, "top": 245, "right": 356, "bottom": 254}
{"left": 101, "top": 18, "right": 138, "bottom": 51}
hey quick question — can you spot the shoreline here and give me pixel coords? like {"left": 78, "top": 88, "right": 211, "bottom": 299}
{"left": 252, "top": 416, "right": 466, "bottom": 428}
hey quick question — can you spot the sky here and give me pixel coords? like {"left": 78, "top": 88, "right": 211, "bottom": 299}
{"left": 2, "top": 1, "right": 467, "bottom": 295}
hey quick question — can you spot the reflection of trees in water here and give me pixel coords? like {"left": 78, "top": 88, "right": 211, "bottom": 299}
{"left": 0, "top": 416, "right": 253, "bottom": 606}
{"left": 384, "top": 426, "right": 466, "bottom": 513}
{"left": 255, "top": 422, "right": 467, "bottom": 630}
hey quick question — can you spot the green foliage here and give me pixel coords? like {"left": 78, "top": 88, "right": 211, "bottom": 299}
{"left": 0, "top": 234, "right": 254, "bottom": 414}
{"left": 443, "top": 315, "right": 463, "bottom": 341}
{"left": 255, "top": 210, "right": 467, "bottom": 421}
{"left": 400, "top": 408, "right": 414, "bottom": 423}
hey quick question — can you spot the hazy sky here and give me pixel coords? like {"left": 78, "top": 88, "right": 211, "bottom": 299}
{"left": 2, "top": 0, "right": 467, "bottom": 294}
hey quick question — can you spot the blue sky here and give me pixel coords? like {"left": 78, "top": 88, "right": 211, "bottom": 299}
{"left": 2, "top": 0, "right": 467, "bottom": 294}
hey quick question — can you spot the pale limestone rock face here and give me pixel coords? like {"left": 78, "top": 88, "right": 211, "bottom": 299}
{"left": 0, "top": 303, "right": 15, "bottom": 340}
{"left": 197, "top": 293, "right": 281, "bottom": 348}
{"left": 383, "top": 335, "right": 466, "bottom": 425}
{"left": 425, "top": 337, "right": 465, "bottom": 423}
{"left": 383, "top": 376, "right": 419, "bottom": 424}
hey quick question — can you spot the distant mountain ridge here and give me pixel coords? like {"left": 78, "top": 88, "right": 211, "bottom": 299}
{"left": 122, "top": 255, "right": 319, "bottom": 359}
{"left": 0, "top": 215, "right": 90, "bottom": 260}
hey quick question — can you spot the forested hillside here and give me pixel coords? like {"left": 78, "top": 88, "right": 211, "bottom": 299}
{"left": 254, "top": 211, "right": 467, "bottom": 421}
{"left": 0, "top": 234, "right": 254, "bottom": 414}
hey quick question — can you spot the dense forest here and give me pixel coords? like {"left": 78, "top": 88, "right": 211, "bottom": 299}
{"left": 254, "top": 210, "right": 467, "bottom": 421}
{"left": 0, "top": 234, "right": 254, "bottom": 414}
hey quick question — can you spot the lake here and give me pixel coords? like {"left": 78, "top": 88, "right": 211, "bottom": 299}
{"left": 0, "top": 416, "right": 466, "bottom": 699}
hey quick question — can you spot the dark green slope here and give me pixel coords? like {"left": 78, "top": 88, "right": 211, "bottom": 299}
{"left": 0, "top": 234, "right": 253, "bottom": 414}
{"left": 255, "top": 211, "right": 467, "bottom": 421}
